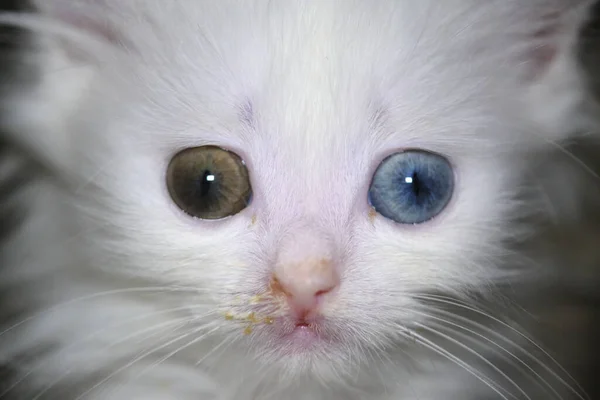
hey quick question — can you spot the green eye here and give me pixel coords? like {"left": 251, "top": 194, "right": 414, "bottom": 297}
{"left": 167, "top": 146, "right": 252, "bottom": 219}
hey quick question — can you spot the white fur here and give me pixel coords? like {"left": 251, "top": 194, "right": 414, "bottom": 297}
{"left": 0, "top": 1, "right": 597, "bottom": 399}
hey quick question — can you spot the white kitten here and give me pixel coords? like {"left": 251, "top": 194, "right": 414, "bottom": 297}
{"left": 0, "top": 1, "right": 598, "bottom": 399}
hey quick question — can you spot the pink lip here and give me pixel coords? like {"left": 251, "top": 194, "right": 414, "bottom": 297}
{"left": 267, "top": 318, "right": 330, "bottom": 353}
{"left": 292, "top": 323, "right": 315, "bottom": 334}
{"left": 283, "top": 324, "right": 320, "bottom": 347}
{"left": 243, "top": 305, "right": 332, "bottom": 352}
{"left": 286, "top": 320, "right": 318, "bottom": 336}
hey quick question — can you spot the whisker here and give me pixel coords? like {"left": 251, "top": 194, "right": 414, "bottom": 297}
{"left": 0, "top": 286, "right": 211, "bottom": 338}
{"left": 546, "top": 139, "right": 600, "bottom": 182}
{"left": 28, "top": 318, "right": 191, "bottom": 400}
{"left": 402, "top": 329, "right": 513, "bottom": 400}
{"left": 415, "top": 308, "right": 563, "bottom": 400}
{"left": 413, "top": 294, "right": 589, "bottom": 399}
{"left": 118, "top": 325, "right": 223, "bottom": 392}
{"left": 73, "top": 157, "right": 121, "bottom": 195}
{"left": 416, "top": 322, "right": 530, "bottom": 399}
{"left": 428, "top": 305, "right": 585, "bottom": 399}
{"left": 2, "top": 306, "right": 215, "bottom": 398}
{"left": 73, "top": 321, "right": 220, "bottom": 400}
{"left": 195, "top": 331, "right": 236, "bottom": 367}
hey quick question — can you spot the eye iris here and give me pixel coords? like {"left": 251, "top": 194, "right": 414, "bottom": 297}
{"left": 167, "top": 146, "right": 252, "bottom": 219}
{"left": 368, "top": 150, "right": 454, "bottom": 224}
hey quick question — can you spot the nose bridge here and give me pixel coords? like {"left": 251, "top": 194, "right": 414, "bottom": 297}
{"left": 277, "top": 227, "right": 333, "bottom": 265}
{"left": 272, "top": 145, "right": 353, "bottom": 224}
{"left": 258, "top": 86, "right": 360, "bottom": 225}
{"left": 266, "top": 164, "right": 343, "bottom": 226}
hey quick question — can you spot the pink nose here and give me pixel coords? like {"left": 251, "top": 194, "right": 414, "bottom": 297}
{"left": 272, "top": 259, "right": 339, "bottom": 312}
{"left": 272, "top": 229, "right": 340, "bottom": 313}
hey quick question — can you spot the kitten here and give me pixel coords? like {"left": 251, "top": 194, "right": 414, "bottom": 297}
{"left": 0, "top": 1, "right": 599, "bottom": 399}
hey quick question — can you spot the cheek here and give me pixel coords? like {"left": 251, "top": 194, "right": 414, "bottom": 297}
{"left": 339, "top": 157, "right": 522, "bottom": 308}
{"left": 75, "top": 147, "right": 261, "bottom": 289}
{"left": 82, "top": 207, "right": 264, "bottom": 296}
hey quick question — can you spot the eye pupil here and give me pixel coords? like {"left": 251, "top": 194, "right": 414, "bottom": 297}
{"left": 368, "top": 150, "right": 454, "bottom": 224}
{"left": 404, "top": 173, "right": 422, "bottom": 197}
{"left": 167, "top": 146, "right": 252, "bottom": 220}
{"left": 199, "top": 170, "right": 216, "bottom": 197}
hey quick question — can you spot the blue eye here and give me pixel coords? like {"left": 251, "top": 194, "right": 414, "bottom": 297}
{"left": 368, "top": 150, "right": 454, "bottom": 224}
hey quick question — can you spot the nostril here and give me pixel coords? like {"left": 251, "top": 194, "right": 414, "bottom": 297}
{"left": 314, "top": 285, "right": 335, "bottom": 298}
{"left": 271, "top": 256, "right": 340, "bottom": 308}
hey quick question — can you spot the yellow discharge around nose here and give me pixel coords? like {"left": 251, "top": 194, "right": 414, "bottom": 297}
{"left": 222, "top": 300, "right": 276, "bottom": 335}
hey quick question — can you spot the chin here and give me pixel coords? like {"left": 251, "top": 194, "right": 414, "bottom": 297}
{"left": 244, "top": 314, "right": 366, "bottom": 380}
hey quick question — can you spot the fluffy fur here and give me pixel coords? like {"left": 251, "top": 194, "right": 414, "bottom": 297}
{"left": 0, "top": 1, "right": 598, "bottom": 399}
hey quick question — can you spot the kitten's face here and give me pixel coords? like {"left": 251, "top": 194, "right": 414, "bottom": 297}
{"left": 29, "top": 0, "right": 593, "bottom": 379}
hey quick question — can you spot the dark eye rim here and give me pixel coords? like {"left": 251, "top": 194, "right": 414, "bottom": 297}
{"left": 367, "top": 148, "right": 456, "bottom": 225}
{"left": 165, "top": 144, "right": 254, "bottom": 221}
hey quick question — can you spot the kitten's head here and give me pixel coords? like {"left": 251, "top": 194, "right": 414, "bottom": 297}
{"left": 6, "top": 0, "right": 597, "bottom": 382}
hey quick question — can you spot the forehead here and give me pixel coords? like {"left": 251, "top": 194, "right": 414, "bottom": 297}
{"left": 89, "top": 1, "right": 528, "bottom": 234}
{"left": 122, "top": 1, "right": 509, "bottom": 145}
{"left": 105, "top": 0, "right": 533, "bottom": 183}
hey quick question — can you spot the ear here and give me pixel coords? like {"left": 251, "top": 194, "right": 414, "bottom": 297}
{"left": 0, "top": 1, "right": 127, "bottom": 182}
{"left": 31, "top": 0, "right": 127, "bottom": 62}
{"left": 521, "top": 1, "right": 593, "bottom": 78}
{"left": 512, "top": 0, "right": 598, "bottom": 139}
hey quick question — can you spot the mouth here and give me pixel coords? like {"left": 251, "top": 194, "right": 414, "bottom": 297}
{"left": 294, "top": 320, "right": 310, "bottom": 328}
{"left": 270, "top": 316, "right": 330, "bottom": 352}
{"left": 224, "top": 299, "right": 333, "bottom": 352}
{"left": 290, "top": 320, "right": 317, "bottom": 337}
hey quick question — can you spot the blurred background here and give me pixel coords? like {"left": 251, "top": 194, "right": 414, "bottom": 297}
{"left": 0, "top": 0, "right": 599, "bottom": 398}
